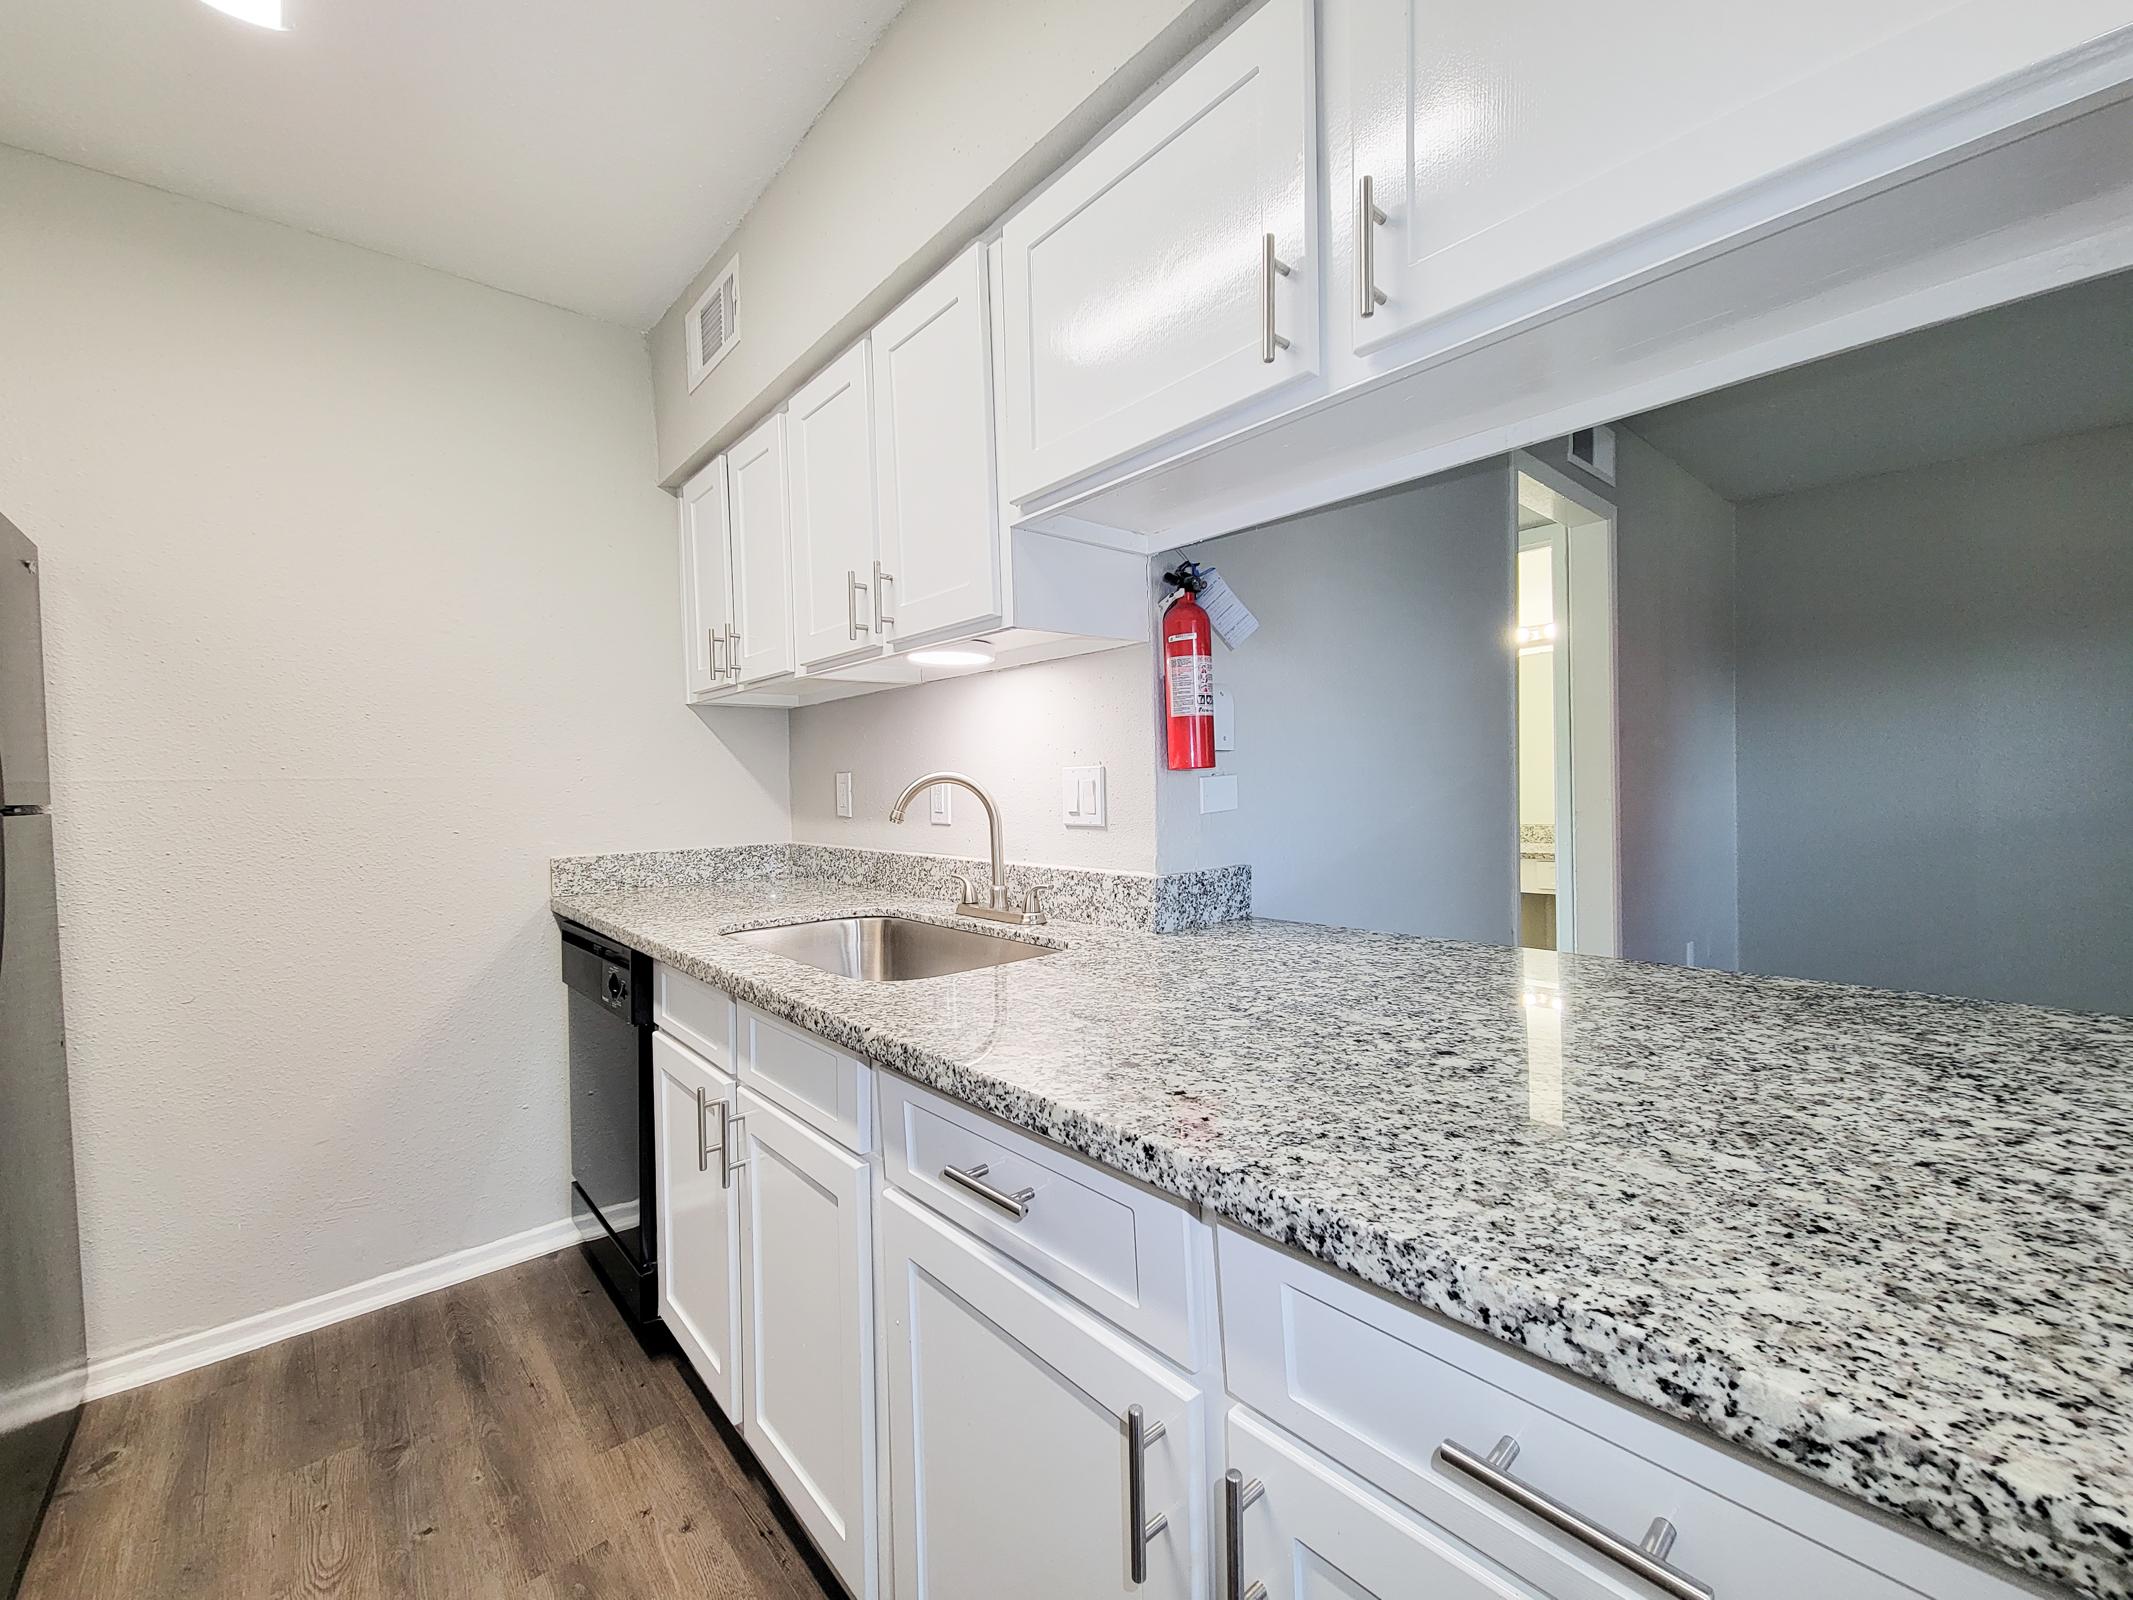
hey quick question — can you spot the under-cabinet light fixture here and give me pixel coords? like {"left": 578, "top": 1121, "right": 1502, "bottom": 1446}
{"left": 906, "top": 643, "right": 996, "bottom": 668}
{"left": 201, "top": 0, "right": 285, "bottom": 29}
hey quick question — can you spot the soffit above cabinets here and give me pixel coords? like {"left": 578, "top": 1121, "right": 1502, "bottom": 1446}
{"left": 0, "top": 0, "right": 905, "bottom": 328}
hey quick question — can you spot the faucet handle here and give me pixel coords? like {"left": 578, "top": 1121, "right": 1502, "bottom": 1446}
{"left": 1021, "top": 885, "right": 1049, "bottom": 925}
{"left": 951, "top": 874, "right": 983, "bottom": 911}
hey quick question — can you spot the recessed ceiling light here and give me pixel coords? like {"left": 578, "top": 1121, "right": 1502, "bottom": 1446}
{"left": 200, "top": 0, "right": 285, "bottom": 30}
{"left": 906, "top": 642, "right": 996, "bottom": 668}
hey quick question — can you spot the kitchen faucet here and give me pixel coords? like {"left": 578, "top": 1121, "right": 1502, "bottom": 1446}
{"left": 888, "top": 771, "right": 1047, "bottom": 926}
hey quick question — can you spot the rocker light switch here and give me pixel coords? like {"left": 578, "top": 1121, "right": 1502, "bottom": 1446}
{"left": 930, "top": 784, "right": 953, "bottom": 825}
{"left": 835, "top": 772, "right": 853, "bottom": 819}
{"left": 1062, "top": 765, "right": 1107, "bottom": 828}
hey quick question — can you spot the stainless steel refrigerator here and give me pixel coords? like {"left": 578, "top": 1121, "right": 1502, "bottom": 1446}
{"left": 0, "top": 514, "right": 85, "bottom": 1596}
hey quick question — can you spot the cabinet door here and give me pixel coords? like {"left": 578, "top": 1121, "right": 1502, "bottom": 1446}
{"left": 881, "top": 1190, "right": 1207, "bottom": 1600}
{"left": 998, "top": 0, "right": 1316, "bottom": 504}
{"left": 738, "top": 1089, "right": 878, "bottom": 1597}
{"left": 1334, "top": 0, "right": 2100, "bottom": 358}
{"left": 788, "top": 343, "right": 882, "bottom": 670}
{"left": 1226, "top": 1407, "right": 1539, "bottom": 1600}
{"left": 726, "top": 412, "right": 796, "bottom": 684}
{"left": 873, "top": 246, "right": 1001, "bottom": 646}
{"left": 677, "top": 455, "right": 732, "bottom": 698}
{"left": 652, "top": 1033, "right": 743, "bottom": 1422}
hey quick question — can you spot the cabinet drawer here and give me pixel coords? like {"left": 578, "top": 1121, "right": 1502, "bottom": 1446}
{"left": 881, "top": 1075, "right": 1213, "bottom": 1369}
{"left": 737, "top": 1002, "right": 872, "bottom": 1153}
{"left": 653, "top": 963, "right": 733, "bottom": 1069}
{"left": 1219, "top": 1228, "right": 1931, "bottom": 1600}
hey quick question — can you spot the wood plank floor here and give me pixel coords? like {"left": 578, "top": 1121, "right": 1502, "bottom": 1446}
{"left": 18, "top": 1249, "right": 838, "bottom": 1599}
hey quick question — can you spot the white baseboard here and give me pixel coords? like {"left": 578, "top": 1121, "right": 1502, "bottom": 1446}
{"left": 82, "top": 1214, "right": 593, "bottom": 1402}
{"left": 0, "top": 1369, "right": 86, "bottom": 1436}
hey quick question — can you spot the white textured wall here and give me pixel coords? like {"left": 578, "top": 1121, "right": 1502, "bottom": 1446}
{"left": 649, "top": 0, "right": 1243, "bottom": 483}
{"left": 788, "top": 647, "right": 1157, "bottom": 872}
{"left": 0, "top": 146, "right": 791, "bottom": 1362}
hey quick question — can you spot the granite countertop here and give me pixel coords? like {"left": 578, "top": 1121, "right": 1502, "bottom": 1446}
{"left": 553, "top": 872, "right": 2133, "bottom": 1598}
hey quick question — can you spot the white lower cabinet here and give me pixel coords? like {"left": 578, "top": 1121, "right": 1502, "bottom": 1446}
{"left": 649, "top": 975, "right": 2022, "bottom": 1600}
{"left": 1227, "top": 1407, "right": 1538, "bottom": 1600}
{"left": 739, "top": 1086, "right": 880, "bottom": 1598}
{"left": 652, "top": 1033, "right": 744, "bottom": 1424}
{"left": 880, "top": 1189, "right": 1209, "bottom": 1600}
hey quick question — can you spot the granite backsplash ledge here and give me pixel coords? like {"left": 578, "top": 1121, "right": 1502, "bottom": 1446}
{"left": 549, "top": 843, "right": 1250, "bottom": 933}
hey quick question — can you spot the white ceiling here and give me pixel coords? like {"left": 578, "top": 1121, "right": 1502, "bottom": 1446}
{"left": 1627, "top": 269, "right": 2133, "bottom": 502}
{"left": 0, "top": 0, "right": 905, "bottom": 328}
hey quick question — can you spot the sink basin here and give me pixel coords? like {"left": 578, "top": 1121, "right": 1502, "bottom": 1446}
{"left": 726, "top": 915, "right": 1058, "bottom": 982}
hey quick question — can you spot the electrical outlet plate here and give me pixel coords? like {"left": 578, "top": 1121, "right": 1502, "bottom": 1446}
{"left": 835, "top": 772, "right": 853, "bottom": 819}
{"left": 930, "top": 784, "right": 953, "bottom": 826}
{"left": 1062, "top": 765, "right": 1107, "bottom": 828}
{"left": 1199, "top": 773, "right": 1238, "bottom": 814}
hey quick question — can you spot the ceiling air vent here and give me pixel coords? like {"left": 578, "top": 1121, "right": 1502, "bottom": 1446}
{"left": 685, "top": 259, "right": 739, "bottom": 391}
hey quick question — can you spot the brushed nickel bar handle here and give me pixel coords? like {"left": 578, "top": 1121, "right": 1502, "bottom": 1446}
{"left": 1260, "top": 232, "right": 1292, "bottom": 363}
{"left": 718, "top": 1103, "right": 749, "bottom": 1190}
{"left": 724, "top": 623, "right": 741, "bottom": 680}
{"left": 873, "top": 560, "right": 894, "bottom": 633}
{"left": 847, "top": 569, "right": 870, "bottom": 641}
{"left": 941, "top": 1162, "right": 1035, "bottom": 1220}
{"left": 1358, "top": 173, "right": 1387, "bottom": 318}
{"left": 1437, "top": 1438, "right": 1712, "bottom": 1600}
{"left": 694, "top": 1085, "right": 711, "bottom": 1173}
{"left": 707, "top": 629, "right": 725, "bottom": 683}
{"left": 1126, "top": 1405, "right": 1170, "bottom": 1584}
{"left": 1224, "top": 1470, "right": 1267, "bottom": 1600}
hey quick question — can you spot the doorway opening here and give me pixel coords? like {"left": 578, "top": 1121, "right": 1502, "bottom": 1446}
{"left": 1512, "top": 459, "right": 1619, "bottom": 955}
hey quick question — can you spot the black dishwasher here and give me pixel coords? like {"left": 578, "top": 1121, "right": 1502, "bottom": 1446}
{"left": 560, "top": 920, "right": 659, "bottom": 1329}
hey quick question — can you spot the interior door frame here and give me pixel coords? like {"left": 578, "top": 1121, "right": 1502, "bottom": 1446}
{"left": 1514, "top": 454, "right": 1620, "bottom": 957}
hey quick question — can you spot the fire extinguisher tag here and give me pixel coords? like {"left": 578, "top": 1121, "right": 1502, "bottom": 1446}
{"left": 1195, "top": 567, "right": 1259, "bottom": 648}
{"left": 1166, "top": 651, "right": 1213, "bottom": 718}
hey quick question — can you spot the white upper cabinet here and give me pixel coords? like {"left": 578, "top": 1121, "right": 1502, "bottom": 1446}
{"left": 1327, "top": 0, "right": 2129, "bottom": 364}
{"left": 725, "top": 411, "right": 796, "bottom": 685}
{"left": 677, "top": 455, "right": 733, "bottom": 699}
{"left": 873, "top": 246, "right": 1002, "bottom": 647}
{"left": 998, "top": 0, "right": 1318, "bottom": 505}
{"left": 788, "top": 343, "right": 882, "bottom": 671}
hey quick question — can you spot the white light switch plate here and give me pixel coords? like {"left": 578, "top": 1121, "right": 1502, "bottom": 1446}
{"left": 1062, "top": 764, "right": 1107, "bottom": 828}
{"left": 1199, "top": 773, "right": 1238, "bottom": 814}
{"left": 930, "top": 784, "right": 953, "bottom": 825}
{"left": 835, "top": 772, "right": 853, "bottom": 819}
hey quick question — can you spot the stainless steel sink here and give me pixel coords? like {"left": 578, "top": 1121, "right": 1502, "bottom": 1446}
{"left": 725, "top": 915, "right": 1059, "bottom": 982}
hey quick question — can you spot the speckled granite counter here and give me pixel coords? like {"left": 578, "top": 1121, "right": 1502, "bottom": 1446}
{"left": 553, "top": 871, "right": 2133, "bottom": 1598}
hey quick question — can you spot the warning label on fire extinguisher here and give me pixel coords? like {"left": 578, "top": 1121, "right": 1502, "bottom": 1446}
{"left": 1166, "top": 651, "right": 1213, "bottom": 718}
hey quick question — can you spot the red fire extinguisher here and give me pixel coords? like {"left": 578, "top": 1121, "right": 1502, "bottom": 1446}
{"left": 1161, "top": 564, "right": 1215, "bottom": 771}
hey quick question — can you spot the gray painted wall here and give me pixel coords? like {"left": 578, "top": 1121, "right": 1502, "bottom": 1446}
{"left": 1158, "top": 462, "right": 1518, "bottom": 943}
{"left": 1613, "top": 431, "right": 1743, "bottom": 970}
{"left": 1735, "top": 423, "right": 2133, "bottom": 1013}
